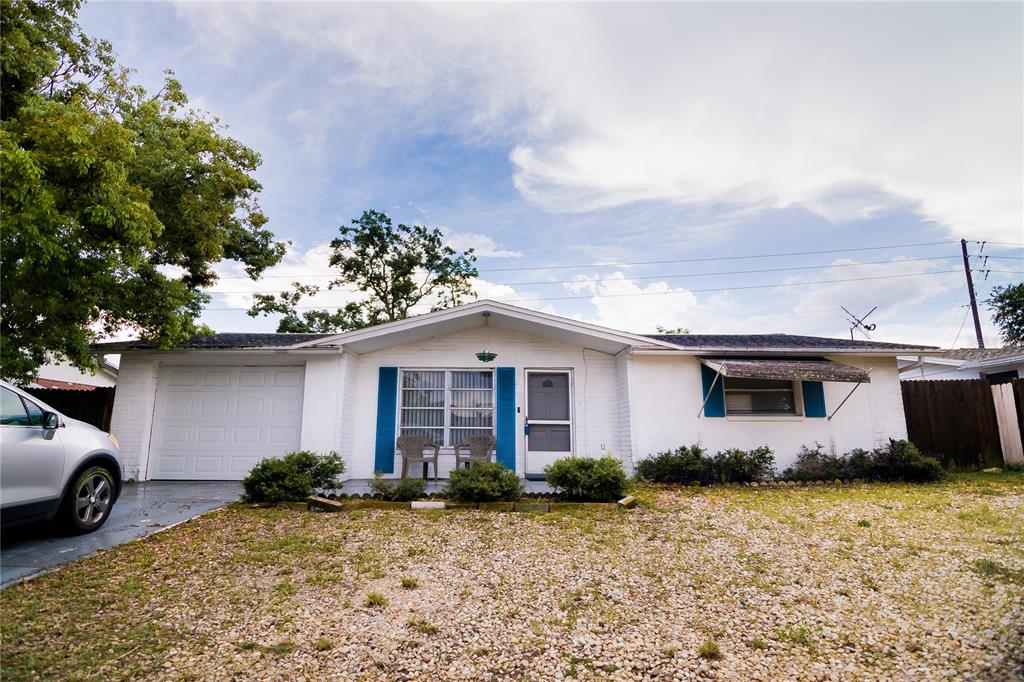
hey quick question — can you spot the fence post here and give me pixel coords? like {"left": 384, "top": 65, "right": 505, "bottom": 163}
{"left": 992, "top": 383, "right": 1024, "bottom": 466}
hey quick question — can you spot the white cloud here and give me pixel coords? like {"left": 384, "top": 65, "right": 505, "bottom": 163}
{"left": 175, "top": 2, "right": 1023, "bottom": 240}
{"left": 443, "top": 230, "right": 523, "bottom": 258}
{"left": 563, "top": 272, "right": 716, "bottom": 332}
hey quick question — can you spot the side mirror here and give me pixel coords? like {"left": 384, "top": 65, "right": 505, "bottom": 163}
{"left": 42, "top": 412, "right": 60, "bottom": 430}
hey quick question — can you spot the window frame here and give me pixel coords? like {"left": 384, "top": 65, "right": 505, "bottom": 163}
{"left": 722, "top": 376, "right": 804, "bottom": 419}
{"left": 398, "top": 368, "right": 496, "bottom": 447}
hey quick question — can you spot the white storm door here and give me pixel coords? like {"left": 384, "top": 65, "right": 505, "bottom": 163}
{"left": 525, "top": 370, "right": 572, "bottom": 475}
{"left": 149, "top": 366, "right": 304, "bottom": 480}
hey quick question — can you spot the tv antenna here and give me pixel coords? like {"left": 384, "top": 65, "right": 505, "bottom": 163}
{"left": 841, "top": 305, "right": 877, "bottom": 340}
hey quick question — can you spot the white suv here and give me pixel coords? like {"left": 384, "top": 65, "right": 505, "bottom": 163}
{"left": 0, "top": 380, "right": 124, "bottom": 534}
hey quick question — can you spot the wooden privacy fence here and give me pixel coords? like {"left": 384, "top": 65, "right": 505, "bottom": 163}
{"left": 901, "top": 378, "right": 1024, "bottom": 469}
{"left": 23, "top": 386, "right": 116, "bottom": 432}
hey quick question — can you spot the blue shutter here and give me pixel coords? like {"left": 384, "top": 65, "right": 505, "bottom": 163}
{"left": 374, "top": 367, "right": 399, "bottom": 473}
{"left": 700, "top": 364, "right": 726, "bottom": 417}
{"left": 802, "top": 381, "right": 826, "bottom": 418}
{"left": 495, "top": 367, "right": 516, "bottom": 470}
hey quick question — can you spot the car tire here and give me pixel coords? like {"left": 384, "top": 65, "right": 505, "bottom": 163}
{"left": 60, "top": 465, "right": 116, "bottom": 534}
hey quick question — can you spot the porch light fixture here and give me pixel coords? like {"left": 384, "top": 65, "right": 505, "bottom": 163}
{"left": 475, "top": 312, "right": 498, "bottom": 363}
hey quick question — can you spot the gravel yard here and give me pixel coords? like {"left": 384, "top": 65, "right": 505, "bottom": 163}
{"left": 3, "top": 473, "right": 1022, "bottom": 681}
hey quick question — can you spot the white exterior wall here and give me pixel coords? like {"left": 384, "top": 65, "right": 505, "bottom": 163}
{"left": 629, "top": 354, "right": 908, "bottom": 472}
{"left": 108, "top": 354, "right": 160, "bottom": 480}
{"left": 347, "top": 327, "right": 621, "bottom": 479}
{"left": 615, "top": 352, "right": 636, "bottom": 474}
{"left": 299, "top": 355, "right": 343, "bottom": 455}
{"left": 899, "top": 360, "right": 1024, "bottom": 381}
{"left": 36, "top": 361, "right": 117, "bottom": 387}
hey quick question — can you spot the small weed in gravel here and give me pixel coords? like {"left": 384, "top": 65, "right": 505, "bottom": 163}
{"left": 400, "top": 576, "right": 418, "bottom": 589}
{"left": 776, "top": 626, "right": 813, "bottom": 646}
{"left": 744, "top": 637, "right": 768, "bottom": 650}
{"left": 407, "top": 617, "right": 438, "bottom": 635}
{"left": 857, "top": 519, "right": 872, "bottom": 527}
{"left": 698, "top": 638, "right": 722, "bottom": 660}
{"left": 365, "top": 592, "right": 389, "bottom": 608}
{"left": 971, "top": 558, "right": 1024, "bottom": 585}
{"left": 314, "top": 637, "right": 333, "bottom": 651}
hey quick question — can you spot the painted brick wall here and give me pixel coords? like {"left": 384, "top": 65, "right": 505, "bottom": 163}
{"left": 108, "top": 354, "right": 160, "bottom": 481}
{"left": 615, "top": 351, "right": 635, "bottom": 474}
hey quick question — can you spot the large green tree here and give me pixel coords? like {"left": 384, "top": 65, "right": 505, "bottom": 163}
{"left": 986, "top": 282, "right": 1024, "bottom": 346}
{"left": 249, "top": 210, "right": 478, "bottom": 332}
{"left": 1, "top": 0, "right": 286, "bottom": 383}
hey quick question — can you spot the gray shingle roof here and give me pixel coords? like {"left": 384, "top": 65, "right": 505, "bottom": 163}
{"left": 643, "top": 333, "right": 936, "bottom": 352}
{"left": 91, "top": 333, "right": 338, "bottom": 351}
{"left": 941, "top": 347, "right": 1024, "bottom": 361}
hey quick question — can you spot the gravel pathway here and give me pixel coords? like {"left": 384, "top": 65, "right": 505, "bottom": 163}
{"left": 2, "top": 475, "right": 1022, "bottom": 681}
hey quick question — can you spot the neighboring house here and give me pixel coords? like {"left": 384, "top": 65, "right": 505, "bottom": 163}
{"left": 95, "top": 300, "right": 938, "bottom": 482}
{"left": 31, "top": 358, "right": 118, "bottom": 390}
{"left": 898, "top": 348, "right": 1024, "bottom": 383}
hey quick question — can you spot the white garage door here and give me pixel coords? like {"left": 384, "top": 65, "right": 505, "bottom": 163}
{"left": 149, "top": 365, "right": 305, "bottom": 480}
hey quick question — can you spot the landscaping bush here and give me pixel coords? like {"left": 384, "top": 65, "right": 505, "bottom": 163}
{"left": 443, "top": 462, "right": 522, "bottom": 503}
{"left": 636, "top": 444, "right": 776, "bottom": 485}
{"left": 782, "top": 440, "right": 945, "bottom": 483}
{"left": 635, "top": 444, "right": 716, "bottom": 485}
{"left": 782, "top": 444, "right": 850, "bottom": 482}
{"left": 544, "top": 455, "right": 628, "bottom": 502}
{"left": 369, "top": 473, "right": 426, "bottom": 502}
{"left": 242, "top": 451, "right": 345, "bottom": 503}
{"left": 868, "top": 439, "right": 945, "bottom": 483}
{"left": 711, "top": 446, "right": 776, "bottom": 483}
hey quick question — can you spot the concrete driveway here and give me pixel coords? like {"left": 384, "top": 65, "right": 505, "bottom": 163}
{"left": 1, "top": 481, "right": 241, "bottom": 588}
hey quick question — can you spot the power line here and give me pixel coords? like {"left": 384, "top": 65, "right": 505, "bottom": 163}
{"left": 202, "top": 269, "right": 964, "bottom": 310}
{"left": 203, "top": 255, "right": 966, "bottom": 294}
{"left": 212, "top": 239, "right": 968, "bottom": 280}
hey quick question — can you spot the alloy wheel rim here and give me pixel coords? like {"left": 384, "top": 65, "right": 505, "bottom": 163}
{"left": 76, "top": 474, "right": 111, "bottom": 525}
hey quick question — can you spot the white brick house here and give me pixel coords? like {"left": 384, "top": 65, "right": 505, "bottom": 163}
{"left": 96, "top": 300, "right": 938, "bottom": 481}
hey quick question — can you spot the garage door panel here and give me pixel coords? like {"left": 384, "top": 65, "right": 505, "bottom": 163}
{"left": 150, "top": 365, "right": 304, "bottom": 480}
{"left": 273, "top": 368, "right": 303, "bottom": 386}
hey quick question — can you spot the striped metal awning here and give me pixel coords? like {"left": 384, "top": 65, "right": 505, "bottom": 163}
{"left": 699, "top": 357, "right": 871, "bottom": 383}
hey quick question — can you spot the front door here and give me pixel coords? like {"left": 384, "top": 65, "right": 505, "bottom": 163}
{"left": 525, "top": 371, "right": 572, "bottom": 476}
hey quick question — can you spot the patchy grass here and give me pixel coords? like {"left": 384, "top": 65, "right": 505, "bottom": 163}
{"left": 1, "top": 472, "right": 1022, "bottom": 680}
{"left": 697, "top": 638, "right": 722, "bottom": 660}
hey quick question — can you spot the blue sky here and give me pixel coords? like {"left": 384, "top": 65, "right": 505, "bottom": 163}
{"left": 82, "top": 2, "right": 1022, "bottom": 346}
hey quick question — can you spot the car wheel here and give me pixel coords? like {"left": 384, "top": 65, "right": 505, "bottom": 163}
{"left": 61, "top": 466, "right": 115, "bottom": 534}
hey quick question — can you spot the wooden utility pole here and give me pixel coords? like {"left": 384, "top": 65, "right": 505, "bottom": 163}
{"left": 960, "top": 238, "right": 985, "bottom": 348}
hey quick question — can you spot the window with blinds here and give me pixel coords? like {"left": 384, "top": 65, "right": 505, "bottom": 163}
{"left": 722, "top": 377, "right": 798, "bottom": 416}
{"left": 399, "top": 370, "right": 495, "bottom": 446}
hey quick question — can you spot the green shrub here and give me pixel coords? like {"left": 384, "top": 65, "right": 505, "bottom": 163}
{"left": 369, "top": 473, "right": 426, "bottom": 501}
{"left": 711, "top": 446, "right": 775, "bottom": 483}
{"left": 544, "top": 455, "right": 628, "bottom": 502}
{"left": 242, "top": 451, "right": 345, "bottom": 503}
{"left": 782, "top": 444, "right": 850, "bottom": 481}
{"left": 783, "top": 440, "right": 944, "bottom": 483}
{"left": 443, "top": 462, "right": 522, "bottom": 503}
{"left": 868, "top": 439, "right": 945, "bottom": 483}
{"left": 636, "top": 444, "right": 776, "bottom": 485}
{"left": 635, "top": 444, "right": 715, "bottom": 485}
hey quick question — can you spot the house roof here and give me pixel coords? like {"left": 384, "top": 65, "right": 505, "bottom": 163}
{"left": 91, "top": 300, "right": 939, "bottom": 356}
{"left": 940, "top": 347, "right": 1024, "bottom": 362}
{"left": 92, "top": 333, "right": 340, "bottom": 351}
{"left": 641, "top": 333, "right": 937, "bottom": 354}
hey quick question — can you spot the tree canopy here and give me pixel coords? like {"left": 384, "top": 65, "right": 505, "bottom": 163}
{"left": 1, "top": 0, "right": 286, "bottom": 383}
{"left": 986, "top": 282, "right": 1024, "bottom": 347}
{"left": 248, "top": 210, "right": 478, "bottom": 332}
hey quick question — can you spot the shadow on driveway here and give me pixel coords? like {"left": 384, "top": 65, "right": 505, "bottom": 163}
{"left": 1, "top": 481, "right": 241, "bottom": 588}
